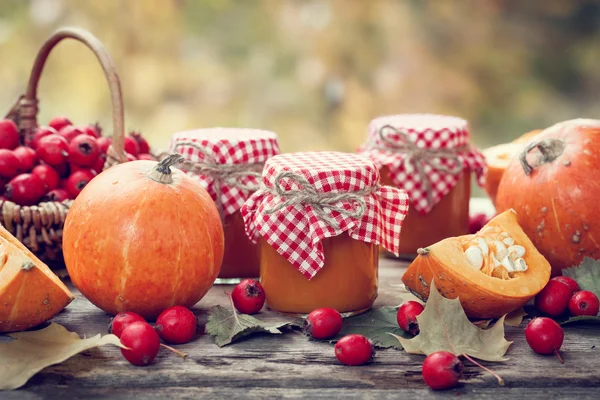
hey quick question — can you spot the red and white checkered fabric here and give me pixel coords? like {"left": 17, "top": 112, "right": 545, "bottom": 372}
{"left": 169, "top": 128, "right": 280, "bottom": 217}
{"left": 359, "top": 114, "right": 486, "bottom": 215}
{"left": 242, "top": 152, "right": 409, "bottom": 280}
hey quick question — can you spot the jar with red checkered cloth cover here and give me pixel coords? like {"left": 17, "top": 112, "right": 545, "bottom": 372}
{"left": 358, "top": 114, "right": 487, "bottom": 256}
{"left": 242, "top": 151, "right": 409, "bottom": 314}
{"left": 169, "top": 128, "right": 280, "bottom": 283}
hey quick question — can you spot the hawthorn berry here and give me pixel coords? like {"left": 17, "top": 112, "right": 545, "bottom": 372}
{"left": 48, "top": 116, "right": 72, "bottom": 132}
{"left": 303, "top": 308, "right": 343, "bottom": 340}
{"left": 422, "top": 351, "right": 463, "bottom": 390}
{"left": 120, "top": 321, "right": 160, "bottom": 366}
{"left": 58, "top": 125, "right": 85, "bottom": 143}
{"left": 568, "top": 290, "right": 600, "bottom": 316}
{"left": 552, "top": 276, "right": 580, "bottom": 294}
{"left": 29, "top": 126, "right": 59, "bottom": 149}
{"left": 231, "top": 279, "right": 265, "bottom": 315}
{"left": 96, "top": 136, "right": 112, "bottom": 154}
{"left": 155, "top": 306, "right": 197, "bottom": 344}
{"left": 334, "top": 334, "right": 374, "bottom": 366}
{"left": 124, "top": 135, "right": 140, "bottom": 156}
{"left": 66, "top": 169, "right": 96, "bottom": 198}
{"left": 36, "top": 134, "right": 69, "bottom": 166}
{"left": 534, "top": 279, "right": 571, "bottom": 317}
{"left": 42, "top": 188, "right": 71, "bottom": 202}
{"left": 525, "top": 317, "right": 564, "bottom": 363}
{"left": 13, "top": 146, "right": 38, "bottom": 173}
{"left": 68, "top": 134, "right": 100, "bottom": 167}
{"left": 4, "top": 173, "right": 46, "bottom": 206}
{"left": 109, "top": 311, "right": 146, "bottom": 338}
{"left": 32, "top": 164, "right": 60, "bottom": 191}
{"left": 130, "top": 132, "right": 150, "bottom": 154}
{"left": 397, "top": 301, "right": 425, "bottom": 336}
{"left": 0, "top": 119, "right": 20, "bottom": 150}
{"left": 0, "top": 149, "right": 21, "bottom": 179}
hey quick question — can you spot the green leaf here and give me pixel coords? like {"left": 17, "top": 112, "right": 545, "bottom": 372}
{"left": 559, "top": 315, "right": 600, "bottom": 325}
{"left": 325, "top": 307, "right": 409, "bottom": 350}
{"left": 0, "top": 323, "right": 123, "bottom": 390}
{"left": 205, "top": 305, "right": 300, "bottom": 347}
{"left": 562, "top": 257, "right": 600, "bottom": 299}
{"left": 393, "top": 281, "right": 512, "bottom": 362}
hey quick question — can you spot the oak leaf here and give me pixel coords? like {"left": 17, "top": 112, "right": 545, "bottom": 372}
{"left": 562, "top": 257, "right": 600, "bottom": 299}
{"left": 0, "top": 322, "right": 122, "bottom": 390}
{"left": 393, "top": 281, "right": 512, "bottom": 362}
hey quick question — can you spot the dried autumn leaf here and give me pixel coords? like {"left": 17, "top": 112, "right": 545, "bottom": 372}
{"left": 0, "top": 322, "right": 122, "bottom": 390}
{"left": 504, "top": 308, "right": 527, "bottom": 327}
{"left": 205, "top": 305, "right": 300, "bottom": 347}
{"left": 562, "top": 257, "right": 600, "bottom": 299}
{"left": 393, "top": 281, "right": 512, "bottom": 362}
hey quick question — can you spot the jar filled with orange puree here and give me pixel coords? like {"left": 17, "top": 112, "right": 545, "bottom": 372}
{"left": 359, "top": 114, "right": 487, "bottom": 257}
{"left": 242, "top": 152, "right": 409, "bottom": 315}
{"left": 169, "top": 128, "right": 280, "bottom": 283}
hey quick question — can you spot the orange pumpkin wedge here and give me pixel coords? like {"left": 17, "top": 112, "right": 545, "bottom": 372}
{"left": 401, "top": 209, "right": 550, "bottom": 319}
{"left": 0, "top": 224, "right": 74, "bottom": 332}
{"left": 483, "top": 129, "right": 542, "bottom": 204}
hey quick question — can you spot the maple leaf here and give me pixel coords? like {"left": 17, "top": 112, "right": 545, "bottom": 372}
{"left": 393, "top": 281, "right": 512, "bottom": 362}
{"left": 0, "top": 323, "right": 122, "bottom": 390}
{"left": 205, "top": 305, "right": 300, "bottom": 347}
{"left": 562, "top": 257, "right": 600, "bottom": 299}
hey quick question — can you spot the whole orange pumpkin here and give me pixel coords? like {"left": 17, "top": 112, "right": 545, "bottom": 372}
{"left": 63, "top": 154, "right": 224, "bottom": 319}
{"left": 496, "top": 119, "right": 600, "bottom": 276}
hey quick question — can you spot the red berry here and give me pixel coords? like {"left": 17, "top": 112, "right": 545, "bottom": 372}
{"left": 96, "top": 137, "right": 112, "bottom": 154}
{"left": 4, "top": 173, "right": 46, "bottom": 205}
{"left": 534, "top": 279, "right": 572, "bottom": 317}
{"left": 92, "top": 155, "right": 106, "bottom": 175}
{"left": 569, "top": 290, "right": 600, "bottom": 316}
{"left": 48, "top": 116, "right": 72, "bottom": 132}
{"left": 397, "top": 301, "right": 425, "bottom": 336}
{"left": 66, "top": 169, "right": 96, "bottom": 198}
{"left": 552, "top": 276, "right": 580, "bottom": 294}
{"left": 231, "top": 279, "right": 265, "bottom": 315}
{"left": 109, "top": 312, "right": 146, "bottom": 338}
{"left": 59, "top": 125, "right": 85, "bottom": 143}
{"left": 525, "top": 317, "right": 564, "bottom": 362}
{"left": 120, "top": 321, "right": 160, "bottom": 366}
{"left": 36, "top": 134, "right": 69, "bottom": 166}
{"left": 59, "top": 178, "right": 68, "bottom": 189}
{"left": 422, "top": 351, "right": 463, "bottom": 390}
{"left": 81, "top": 123, "right": 101, "bottom": 138}
{"left": 334, "top": 334, "right": 374, "bottom": 366}
{"left": 155, "top": 306, "right": 197, "bottom": 344}
{"left": 304, "top": 308, "right": 343, "bottom": 340}
{"left": 124, "top": 135, "right": 140, "bottom": 156}
{"left": 42, "top": 188, "right": 71, "bottom": 202}
{"left": 29, "top": 126, "right": 58, "bottom": 149}
{"left": 0, "top": 119, "right": 20, "bottom": 150}
{"left": 138, "top": 153, "right": 156, "bottom": 161}
{"left": 130, "top": 132, "right": 150, "bottom": 154}
{"left": 68, "top": 134, "right": 99, "bottom": 167}
{"left": 126, "top": 153, "right": 137, "bottom": 162}
{"left": 13, "top": 146, "right": 38, "bottom": 173}
{"left": 0, "top": 150, "right": 21, "bottom": 179}
{"left": 32, "top": 164, "right": 60, "bottom": 191}
{"left": 468, "top": 213, "right": 490, "bottom": 234}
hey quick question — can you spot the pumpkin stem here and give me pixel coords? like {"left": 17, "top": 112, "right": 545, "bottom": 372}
{"left": 519, "top": 138, "right": 566, "bottom": 176}
{"left": 148, "top": 153, "right": 185, "bottom": 184}
{"left": 417, "top": 247, "right": 430, "bottom": 256}
{"left": 21, "top": 261, "right": 35, "bottom": 271}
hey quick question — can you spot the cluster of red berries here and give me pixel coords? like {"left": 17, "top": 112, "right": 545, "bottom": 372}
{"left": 0, "top": 117, "right": 154, "bottom": 206}
{"left": 109, "top": 306, "right": 197, "bottom": 366}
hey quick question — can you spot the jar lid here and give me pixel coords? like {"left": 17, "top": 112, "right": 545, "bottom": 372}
{"left": 242, "top": 151, "right": 409, "bottom": 279}
{"left": 359, "top": 114, "right": 486, "bottom": 215}
{"left": 169, "top": 128, "right": 280, "bottom": 218}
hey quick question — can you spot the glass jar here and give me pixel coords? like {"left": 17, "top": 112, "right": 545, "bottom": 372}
{"left": 242, "top": 151, "right": 409, "bottom": 315}
{"left": 359, "top": 114, "right": 486, "bottom": 257}
{"left": 169, "top": 128, "right": 280, "bottom": 283}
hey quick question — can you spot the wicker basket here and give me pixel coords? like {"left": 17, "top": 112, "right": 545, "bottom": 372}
{"left": 2, "top": 27, "right": 130, "bottom": 271}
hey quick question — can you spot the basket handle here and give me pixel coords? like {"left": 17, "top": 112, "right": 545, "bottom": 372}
{"left": 16, "top": 27, "right": 127, "bottom": 163}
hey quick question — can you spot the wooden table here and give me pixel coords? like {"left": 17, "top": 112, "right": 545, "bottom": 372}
{"left": 3, "top": 258, "right": 600, "bottom": 399}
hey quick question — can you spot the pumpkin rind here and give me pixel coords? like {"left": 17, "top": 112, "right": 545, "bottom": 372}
{"left": 63, "top": 159, "right": 224, "bottom": 320}
{"left": 0, "top": 224, "right": 74, "bottom": 332}
{"left": 401, "top": 210, "right": 551, "bottom": 319}
{"left": 496, "top": 119, "right": 600, "bottom": 275}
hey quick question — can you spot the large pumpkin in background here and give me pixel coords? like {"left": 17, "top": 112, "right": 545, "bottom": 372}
{"left": 496, "top": 119, "right": 600, "bottom": 276}
{"left": 63, "top": 154, "right": 224, "bottom": 319}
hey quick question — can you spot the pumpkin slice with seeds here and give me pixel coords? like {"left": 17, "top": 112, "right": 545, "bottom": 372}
{"left": 0, "top": 224, "right": 74, "bottom": 332}
{"left": 402, "top": 209, "right": 551, "bottom": 319}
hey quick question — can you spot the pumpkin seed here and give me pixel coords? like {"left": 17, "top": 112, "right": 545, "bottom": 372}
{"left": 465, "top": 246, "right": 483, "bottom": 270}
{"left": 493, "top": 241, "right": 508, "bottom": 261}
{"left": 508, "top": 245, "right": 526, "bottom": 259}
{"left": 477, "top": 238, "right": 489, "bottom": 255}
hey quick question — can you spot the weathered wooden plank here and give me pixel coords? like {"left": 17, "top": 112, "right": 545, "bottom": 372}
{"left": 2, "top": 258, "right": 600, "bottom": 399}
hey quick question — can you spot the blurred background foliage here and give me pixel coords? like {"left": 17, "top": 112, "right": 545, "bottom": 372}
{"left": 0, "top": 0, "right": 599, "bottom": 154}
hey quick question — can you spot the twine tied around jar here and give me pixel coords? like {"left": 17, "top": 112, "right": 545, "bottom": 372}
{"left": 263, "top": 171, "right": 375, "bottom": 230}
{"left": 171, "top": 141, "right": 264, "bottom": 220}
{"left": 376, "top": 124, "right": 468, "bottom": 205}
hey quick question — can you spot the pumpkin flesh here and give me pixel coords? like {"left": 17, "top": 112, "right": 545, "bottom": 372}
{"left": 402, "top": 210, "right": 551, "bottom": 319}
{"left": 63, "top": 158, "right": 224, "bottom": 319}
{"left": 0, "top": 225, "right": 74, "bottom": 332}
